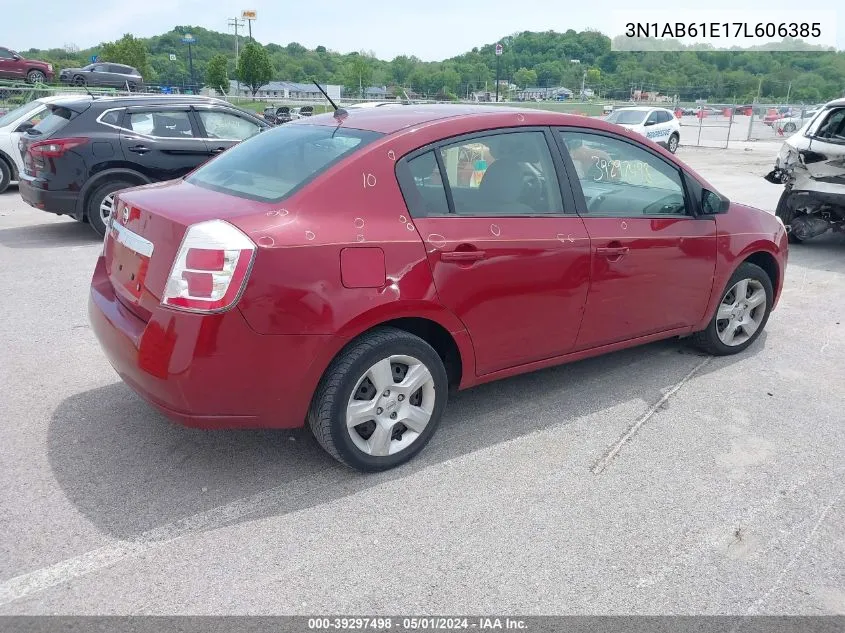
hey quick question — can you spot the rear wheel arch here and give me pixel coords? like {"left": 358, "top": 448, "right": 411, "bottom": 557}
{"left": 78, "top": 169, "right": 151, "bottom": 220}
{"left": 379, "top": 317, "right": 463, "bottom": 390}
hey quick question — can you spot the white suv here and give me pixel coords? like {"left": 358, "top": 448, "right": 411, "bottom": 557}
{"left": 605, "top": 106, "right": 681, "bottom": 153}
{"left": 0, "top": 95, "right": 68, "bottom": 193}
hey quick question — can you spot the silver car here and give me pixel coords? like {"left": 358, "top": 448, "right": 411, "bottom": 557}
{"left": 59, "top": 63, "right": 143, "bottom": 90}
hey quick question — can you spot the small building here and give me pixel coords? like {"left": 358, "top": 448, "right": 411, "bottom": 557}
{"left": 227, "top": 80, "right": 342, "bottom": 101}
{"left": 516, "top": 86, "right": 572, "bottom": 101}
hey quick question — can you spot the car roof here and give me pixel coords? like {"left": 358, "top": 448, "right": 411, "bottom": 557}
{"left": 825, "top": 97, "right": 845, "bottom": 107}
{"left": 295, "top": 104, "right": 587, "bottom": 134}
{"left": 41, "top": 94, "right": 231, "bottom": 110}
{"left": 613, "top": 106, "right": 670, "bottom": 112}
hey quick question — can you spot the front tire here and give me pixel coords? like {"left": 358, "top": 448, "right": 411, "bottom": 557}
{"left": 0, "top": 159, "right": 11, "bottom": 194}
{"left": 691, "top": 262, "right": 773, "bottom": 356}
{"left": 86, "top": 180, "right": 134, "bottom": 237}
{"left": 308, "top": 327, "right": 449, "bottom": 472}
{"left": 73, "top": 75, "right": 86, "bottom": 86}
{"left": 775, "top": 189, "right": 803, "bottom": 244}
{"left": 26, "top": 70, "right": 45, "bottom": 84}
{"left": 667, "top": 133, "right": 679, "bottom": 154}
{"left": 783, "top": 123, "right": 796, "bottom": 133}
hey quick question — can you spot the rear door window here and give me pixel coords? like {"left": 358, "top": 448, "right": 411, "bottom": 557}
{"left": 397, "top": 151, "right": 450, "bottom": 217}
{"left": 186, "top": 123, "right": 382, "bottom": 202}
{"left": 127, "top": 110, "right": 195, "bottom": 138}
{"left": 438, "top": 130, "right": 564, "bottom": 216}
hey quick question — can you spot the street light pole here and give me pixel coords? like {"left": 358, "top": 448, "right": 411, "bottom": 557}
{"left": 494, "top": 42, "right": 503, "bottom": 102}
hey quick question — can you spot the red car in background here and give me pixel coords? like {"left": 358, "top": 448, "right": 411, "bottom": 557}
{"left": 0, "top": 46, "right": 53, "bottom": 83}
{"left": 89, "top": 105, "right": 788, "bottom": 471}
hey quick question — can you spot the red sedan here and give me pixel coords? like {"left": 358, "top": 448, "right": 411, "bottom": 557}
{"left": 89, "top": 105, "right": 788, "bottom": 471}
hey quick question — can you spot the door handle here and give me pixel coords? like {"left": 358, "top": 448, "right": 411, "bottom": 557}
{"left": 440, "top": 250, "right": 486, "bottom": 263}
{"left": 128, "top": 145, "right": 150, "bottom": 154}
{"left": 210, "top": 147, "right": 225, "bottom": 154}
{"left": 596, "top": 243, "right": 629, "bottom": 261}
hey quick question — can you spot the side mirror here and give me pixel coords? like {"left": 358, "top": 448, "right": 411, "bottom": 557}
{"left": 702, "top": 189, "right": 730, "bottom": 214}
{"left": 644, "top": 119, "right": 656, "bottom": 127}
{"left": 12, "top": 54, "right": 21, "bottom": 61}
{"left": 15, "top": 122, "right": 34, "bottom": 133}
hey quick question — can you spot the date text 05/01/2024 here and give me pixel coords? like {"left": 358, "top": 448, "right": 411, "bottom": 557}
{"left": 307, "top": 617, "right": 528, "bottom": 630}
{"left": 625, "top": 22, "right": 822, "bottom": 39}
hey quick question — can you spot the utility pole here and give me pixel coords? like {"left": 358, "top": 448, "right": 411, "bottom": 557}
{"left": 756, "top": 76, "right": 763, "bottom": 102}
{"left": 785, "top": 81, "right": 792, "bottom": 104}
{"left": 494, "top": 42, "right": 503, "bottom": 102}
{"left": 581, "top": 71, "right": 586, "bottom": 100}
{"left": 228, "top": 17, "right": 245, "bottom": 96}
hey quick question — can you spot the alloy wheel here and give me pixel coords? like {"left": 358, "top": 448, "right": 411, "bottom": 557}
{"left": 346, "top": 355, "right": 436, "bottom": 457}
{"left": 668, "top": 135, "right": 678, "bottom": 153}
{"left": 715, "top": 278, "right": 767, "bottom": 346}
{"left": 99, "top": 192, "right": 116, "bottom": 225}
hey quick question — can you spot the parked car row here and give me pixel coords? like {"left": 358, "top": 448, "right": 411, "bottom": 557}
{"left": 262, "top": 104, "right": 314, "bottom": 125}
{"left": 1, "top": 45, "right": 145, "bottom": 89}
{"left": 2, "top": 94, "right": 268, "bottom": 227}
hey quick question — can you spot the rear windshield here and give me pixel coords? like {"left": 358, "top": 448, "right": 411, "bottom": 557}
{"left": 606, "top": 110, "right": 648, "bottom": 125}
{"left": 186, "top": 123, "right": 383, "bottom": 202}
{"left": 0, "top": 100, "right": 43, "bottom": 128}
{"left": 26, "top": 106, "right": 76, "bottom": 138}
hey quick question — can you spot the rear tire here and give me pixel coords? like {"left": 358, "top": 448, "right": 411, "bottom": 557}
{"left": 783, "top": 123, "right": 796, "bottom": 133}
{"left": 0, "top": 159, "right": 11, "bottom": 194}
{"left": 86, "top": 180, "right": 134, "bottom": 237}
{"left": 308, "top": 327, "right": 449, "bottom": 472}
{"left": 690, "top": 262, "right": 773, "bottom": 356}
{"left": 667, "top": 133, "right": 679, "bottom": 154}
{"left": 26, "top": 69, "right": 45, "bottom": 84}
{"left": 775, "top": 189, "right": 803, "bottom": 244}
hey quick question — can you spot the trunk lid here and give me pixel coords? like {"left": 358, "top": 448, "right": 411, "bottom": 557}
{"left": 103, "top": 179, "right": 265, "bottom": 321}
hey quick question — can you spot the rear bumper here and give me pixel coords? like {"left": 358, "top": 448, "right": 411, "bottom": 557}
{"left": 88, "top": 256, "right": 335, "bottom": 430}
{"left": 18, "top": 176, "right": 79, "bottom": 216}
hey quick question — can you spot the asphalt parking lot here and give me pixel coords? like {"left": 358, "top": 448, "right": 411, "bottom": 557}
{"left": 0, "top": 144, "right": 843, "bottom": 615}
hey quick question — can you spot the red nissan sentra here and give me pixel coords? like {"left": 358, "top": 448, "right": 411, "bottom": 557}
{"left": 89, "top": 105, "right": 788, "bottom": 471}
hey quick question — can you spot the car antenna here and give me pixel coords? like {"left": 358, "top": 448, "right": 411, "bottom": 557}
{"left": 312, "top": 80, "right": 346, "bottom": 118}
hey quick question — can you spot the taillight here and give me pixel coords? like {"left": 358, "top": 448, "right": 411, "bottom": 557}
{"left": 162, "top": 220, "right": 256, "bottom": 313}
{"left": 28, "top": 137, "right": 88, "bottom": 158}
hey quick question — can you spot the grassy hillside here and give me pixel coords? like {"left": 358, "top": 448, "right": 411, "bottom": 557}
{"left": 20, "top": 28, "right": 845, "bottom": 103}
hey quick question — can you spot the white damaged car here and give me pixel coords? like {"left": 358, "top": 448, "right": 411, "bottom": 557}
{"left": 765, "top": 97, "right": 845, "bottom": 243}
{"left": 604, "top": 106, "right": 681, "bottom": 153}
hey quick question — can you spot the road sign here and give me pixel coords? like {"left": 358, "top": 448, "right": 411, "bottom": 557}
{"left": 495, "top": 43, "right": 503, "bottom": 56}
{"left": 169, "top": 54, "right": 176, "bottom": 61}
{"left": 90, "top": 55, "right": 99, "bottom": 63}
{"left": 241, "top": 9, "right": 257, "bottom": 19}
{"left": 181, "top": 34, "right": 196, "bottom": 44}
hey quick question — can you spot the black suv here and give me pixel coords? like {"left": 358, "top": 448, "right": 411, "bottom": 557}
{"left": 18, "top": 95, "right": 269, "bottom": 236}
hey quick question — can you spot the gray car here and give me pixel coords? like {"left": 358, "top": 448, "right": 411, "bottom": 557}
{"left": 59, "top": 63, "right": 143, "bottom": 90}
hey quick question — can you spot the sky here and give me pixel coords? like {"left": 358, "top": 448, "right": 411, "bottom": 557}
{"left": 1, "top": 0, "right": 842, "bottom": 60}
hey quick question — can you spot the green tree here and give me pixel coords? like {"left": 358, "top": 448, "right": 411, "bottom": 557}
{"left": 237, "top": 40, "right": 273, "bottom": 97}
{"left": 205, "top": 54, "right": 229, "bottom": 93}
{"left": 514, "top": 67, "right": 537, "bottom": 88}
{"left": 100, "top": 34, "right": 153, "bottom": 80}
{"left": 344, "top": 53, "right": 373, "bottom": 97}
